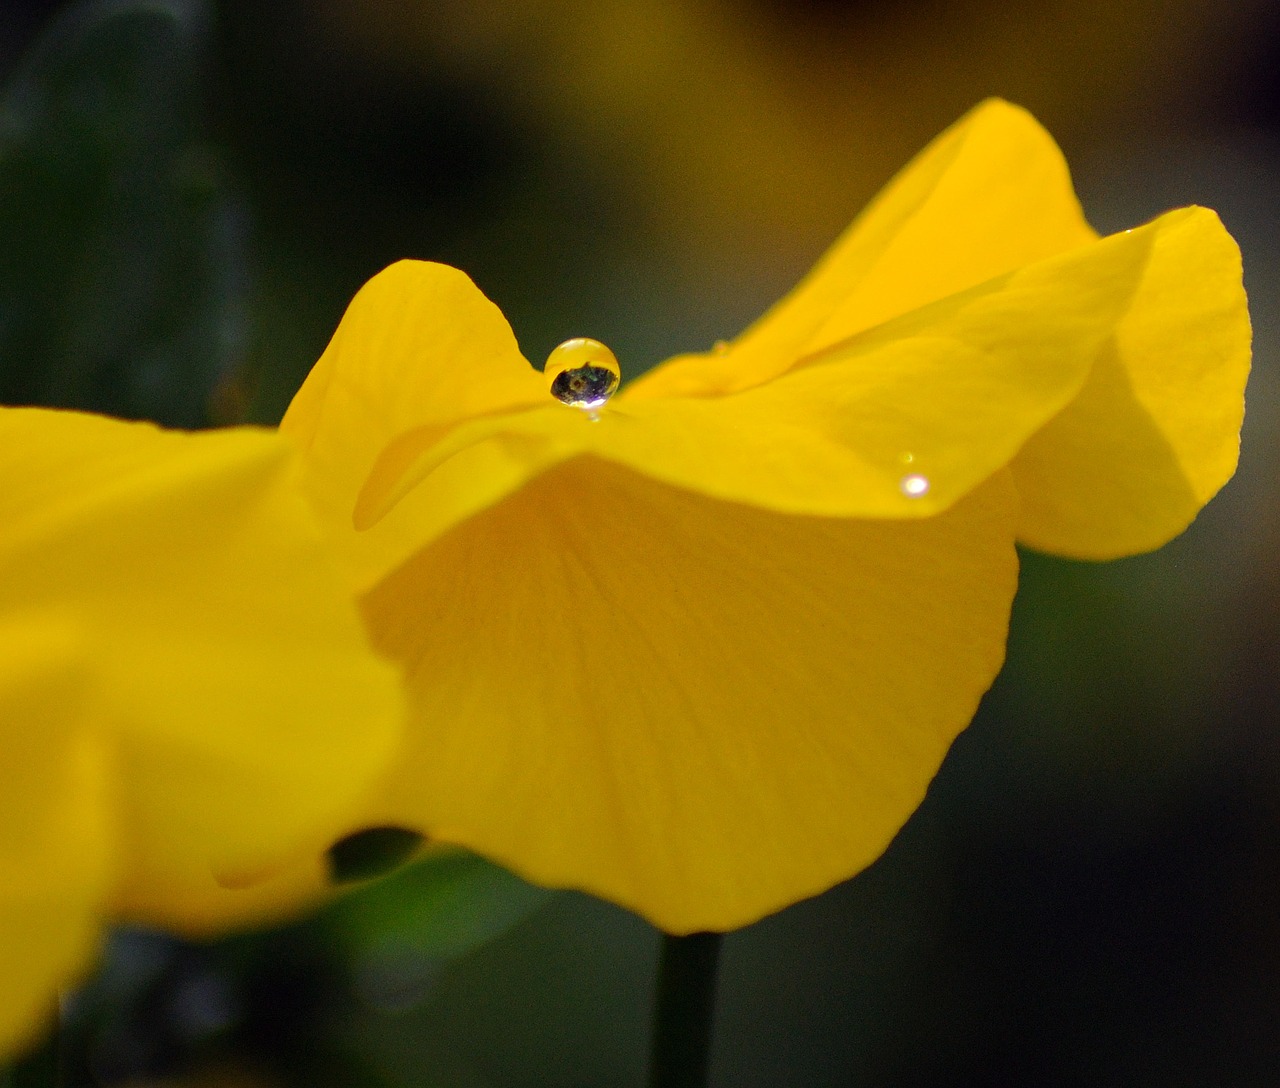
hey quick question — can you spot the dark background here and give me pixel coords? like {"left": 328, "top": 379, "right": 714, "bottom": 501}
{"left": 2, "top": 1, "right": 1277, "bottom": 1084}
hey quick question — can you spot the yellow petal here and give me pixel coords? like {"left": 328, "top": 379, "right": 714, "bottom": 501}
{"left": 1010, "top": 207, "right": 1251, "bottom": 557}
{"left": 0, "top": 614, "right": 113, "bottom": 1059}
{"left": 281, "top": 260, "right": 546, "bottom": 578}
{"left": 0, "top": 408, "right": 403, "bottom": 933}
{"left": 110, "top": 853, "right": 334, "bottom": 939}
{"left": 354, "top": 459, "right": 1018, "bottom": 934}
{"left": 350, "top": 216, "right": 1161, "bottom": 572}
{"left": 629, "top": 98, "right": 1097, "bottom": 399}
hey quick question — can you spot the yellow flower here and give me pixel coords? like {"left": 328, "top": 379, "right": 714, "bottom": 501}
{"left": 0, "top": 409, "right": 402, "bottom": 1057}
{"left": 280, "top": 99, "right": 1249, "bottom": 934}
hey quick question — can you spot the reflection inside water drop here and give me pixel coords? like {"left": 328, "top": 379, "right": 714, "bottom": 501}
{"left": 900, "top": 474, "right": 930, "bottom": 498}
{"left": 545, "top": 338, "right": 621, "bottom": 409}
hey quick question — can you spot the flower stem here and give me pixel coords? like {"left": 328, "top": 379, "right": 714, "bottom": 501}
{"left": 647, "top": 931, "right": 723, "bottom": 1088}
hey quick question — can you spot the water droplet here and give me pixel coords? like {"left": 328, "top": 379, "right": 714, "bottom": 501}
{"left": 899, "top": 451, "right": 915, "bottom": 465}
{"left": 545, "top": 338, "right": 620, "bottom": 409}
{"left": 900, "top": 473, "right": 930, "bottom": 498}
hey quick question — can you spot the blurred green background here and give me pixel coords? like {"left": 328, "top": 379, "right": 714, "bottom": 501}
{"left": 2, "top": 0, "right": 1277, "bottom": 1084}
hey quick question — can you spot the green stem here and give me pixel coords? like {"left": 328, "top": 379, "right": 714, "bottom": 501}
{"left": 647, "top": 932, "right": 723, "bottom": 1088}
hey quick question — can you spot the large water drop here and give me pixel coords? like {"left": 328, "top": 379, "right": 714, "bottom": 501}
{"left": 545, "top": 338, "right": 620, "bottom": 409}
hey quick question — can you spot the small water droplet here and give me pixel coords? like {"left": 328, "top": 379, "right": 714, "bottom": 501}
{"left": 899, "top": 451, "right": 915, "bottom": 465}
{"left": 900, "top": 473, "right": 930, "bottom": 498}
{"left": 545, "top": 337, "right": 620, "bottom": 409}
